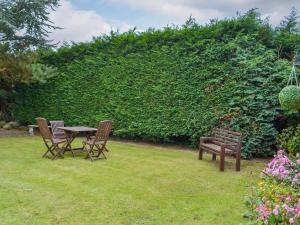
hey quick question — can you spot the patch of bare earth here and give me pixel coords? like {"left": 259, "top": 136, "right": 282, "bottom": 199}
{"left": 0, "top": 128, "right": 27, "bottom": 136}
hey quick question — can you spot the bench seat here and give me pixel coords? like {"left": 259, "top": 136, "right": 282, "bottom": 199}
{"left": 200, "top": 143, "right": 235, "bottom": 155}
{"left": 198, "top": 128, "right": 242, "bottom": 171}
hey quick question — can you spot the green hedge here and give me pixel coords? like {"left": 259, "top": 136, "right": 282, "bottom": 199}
{"left": 13, "top": 14, "right": 292, "bottom": 158}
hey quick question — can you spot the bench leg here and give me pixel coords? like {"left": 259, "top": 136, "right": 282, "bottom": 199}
{"left": 212, "top": 154, "right": 216, "bottom": 160}
{"left": 198, "top": 147, "right": 203, "bottom": 160}
{"left": 220, "top": 148, "right": 225, "bottom": 171}
{"left": 236, "top": 151, "right": 241, "bottom": 171}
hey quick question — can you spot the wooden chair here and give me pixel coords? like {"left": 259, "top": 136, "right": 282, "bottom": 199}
{"left": 50, "top": 120, "right": 65, "bottom": 139}
{"left": 198, "top": 128, "right": 242, "bottom": 171}
{"left": 82, "top": 120, "right": 112, "bottom": 161}
{"left": 36, "top": 117, "right": 67, "bottom": 160}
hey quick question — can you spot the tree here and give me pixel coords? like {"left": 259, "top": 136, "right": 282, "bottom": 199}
{"left": 0, "top": 0, "right": 60, "bottom": 120}
{"left": 275, "top": 7, "right": 300, "bottom": 59}
{"left": 0, "top": 0, "right": 60, "bottom": 52}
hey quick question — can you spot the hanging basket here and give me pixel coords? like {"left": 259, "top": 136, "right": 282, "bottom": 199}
{"left": 279, "top": 52, "right": 300, "bottom": 110}
{"left": 279, "top": 85, "right": 300, "bottom": 110}
{"left": 295, "top": 52, "right": 300, "bottom": 67}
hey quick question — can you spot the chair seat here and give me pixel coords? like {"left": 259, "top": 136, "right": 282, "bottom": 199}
{"left": 53, "top": 133, "right": 66, "bottom": 139}
{"left": 83, "top": 139, "right": 104, "bottom": 145}
{"left": 52, "top": 138, "right": 67, "bottom": 144}
{"left": 200, "top": 143, "right": 235, "bottom": 155}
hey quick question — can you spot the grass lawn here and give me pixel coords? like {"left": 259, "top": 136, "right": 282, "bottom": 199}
{"left": 0, "top": 136, "right": 267, "bottom": 225}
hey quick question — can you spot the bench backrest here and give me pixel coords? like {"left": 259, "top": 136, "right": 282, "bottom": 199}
{"left": 212, "top": 128, "right": 242, "bottom": 150}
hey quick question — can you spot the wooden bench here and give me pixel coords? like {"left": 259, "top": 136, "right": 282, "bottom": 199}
{"left": 198, "top": 128, "right": 242, "bottom": 171}
{"left": 28, "top": 125, "right": 39, "bottom": 136}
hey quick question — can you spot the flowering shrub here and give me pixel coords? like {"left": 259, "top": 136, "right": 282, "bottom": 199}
{"left": 246, "top": 150, "right": 300, "bottom": 224}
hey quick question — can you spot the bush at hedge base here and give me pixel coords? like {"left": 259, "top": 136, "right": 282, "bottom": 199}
{"left": 3, "top": 123, "right": 11, "bottom": 130}
{"left": 279, "top": 85, "right": 300, "bottom": 110}
{"left": 0, "top": 121, "right": 6, "bottom": 128}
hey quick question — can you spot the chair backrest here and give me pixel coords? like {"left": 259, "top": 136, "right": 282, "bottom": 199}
{"left": 36, "top": 117, "right": 52, "bottom": 140}
{"left": 50, "top": 120, "right": 65, "bottom": 138}
{"left": 213, "top": 128, "right": 242, "bottom": 150}
{"left": 94, "top": 120, "right": 112, "bottom": 144}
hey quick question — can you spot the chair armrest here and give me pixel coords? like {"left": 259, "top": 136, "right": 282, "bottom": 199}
{"left": 200, "top": 137, "right": 214, "bottom": 143}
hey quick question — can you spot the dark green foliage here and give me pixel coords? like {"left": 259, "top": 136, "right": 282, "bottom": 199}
{"left": 0, "top": 0, "right": 60, "bottom": 52}
{"left": 12, "top": 11, "right": 299, "bottom": 158}
{"left": 0, "top": 0, "right": 59, "bottom": 121}
{"left": 274, "top": 7, "right": 300, "bottom": 60}
{"left": 277, "top": 125, "right": 300, "bottom": 156}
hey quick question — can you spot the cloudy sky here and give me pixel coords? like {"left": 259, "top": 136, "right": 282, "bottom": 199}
{"left": 49, "top": 0, "right": 300, "bottom": 43}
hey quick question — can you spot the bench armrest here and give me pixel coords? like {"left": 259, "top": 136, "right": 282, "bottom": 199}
{"left": 200, "top": 137, "right": 214, "bottom": 143}
{"left": 221, "top": 143, "right": 237, "bottom": 147}
{"left": 221, "top": 144, "right": 240, "bottom": 151}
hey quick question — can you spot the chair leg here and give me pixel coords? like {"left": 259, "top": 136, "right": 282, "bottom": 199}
{"left": 43, "top": 145, "right": 56, "bottom": 158}
{"left": 220, "top": 148, "right": 225, "bottom": 172}
{"left": 212, "top": 154, "right": 216, "bottom": 160}
{"left": 85, "top": 144, "right": 95, "bottom": 161}
{"left": 95, "top": 145, "right": 106, "bottom": 159}
{"left": 51, "top": 145, "right": 64, "bottom": 160}
{"left": 198, "top": 147, "right": 203, "bottom": 160}
{"left": 42, "top": 140, "right": 55, "bottom": 158}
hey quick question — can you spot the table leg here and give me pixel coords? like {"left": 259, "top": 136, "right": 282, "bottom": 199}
{"left": 63, "top": 132, "right": 76, "bottom": 157}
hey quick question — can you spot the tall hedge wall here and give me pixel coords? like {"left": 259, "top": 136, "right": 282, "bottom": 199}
{"left": 13, "top": 14, "right": 293, "bottom": 158}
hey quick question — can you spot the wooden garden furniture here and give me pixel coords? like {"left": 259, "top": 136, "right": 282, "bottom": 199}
{"left": 50, "top": 121, "right": 65, "bottom": 139}
{"left": 28, "top": 124, "right": 39, "bottom": 136}
{"left": 198, "top": 128, "right": 242, "bottom": 171}
{"left": 58, "top": 126, "right": 98, "bottom": 157}
{"left": 82, "top": 120, "right": 112, "bottom": 161}
{"left": 36, "top": 117, "right": 67, "bottom": 160}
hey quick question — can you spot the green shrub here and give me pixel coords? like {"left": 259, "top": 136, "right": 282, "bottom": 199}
{"left": 277, "top": 125, "right": 300, "bottom": 156}
{"left": 3, "top": 123, "right": 11, "bottom": 130}
{"left": 287, "top": 137, "right": 300, "bottom": 156}
{"left": 0, "top": 121, "right": 6, "bottom": 128}
{"left": 8, "top": 121, "right": 19, "bottom": 128}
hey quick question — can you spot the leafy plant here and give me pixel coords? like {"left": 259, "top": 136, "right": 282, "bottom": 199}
{"left": 278, "top": 125, "right": 300, "bottom": 156}
{"left": 288, "top": 137, "right": 300, "bottom": 156}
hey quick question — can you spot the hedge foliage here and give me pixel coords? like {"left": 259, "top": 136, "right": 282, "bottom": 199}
{"left": 12, "top": 12, "right": 298, "bottom": 158}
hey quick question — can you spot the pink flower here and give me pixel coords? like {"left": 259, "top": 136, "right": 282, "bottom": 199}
{"left": 297, "top": 159, "right": 300, "bottom": 164}
{"left": 273, "top": 205, "right": 279, "bottom": 215}
{"left": 289, "top": 218, "right": 295, "bottom": 224}
{"left": 286, "top": 195, "right": 292, "bottom": 202}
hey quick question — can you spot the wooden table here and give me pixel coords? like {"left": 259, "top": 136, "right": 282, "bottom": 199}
{"left": 58, "top": 126, "right": 97, "bottom": 157}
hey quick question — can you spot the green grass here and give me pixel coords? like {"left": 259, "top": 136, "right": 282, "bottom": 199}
{"left": 0, "top": 136, "right": 266, "bottom": 225}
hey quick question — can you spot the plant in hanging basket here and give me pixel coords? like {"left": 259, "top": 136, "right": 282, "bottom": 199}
{"left": 295, "top": 51, "right": 300, "bottom": 67}
{"left": 279, "top": 85, "right": 300, "bottom": 110}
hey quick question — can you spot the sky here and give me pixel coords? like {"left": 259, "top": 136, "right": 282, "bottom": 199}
{"left": 49, "top": 0, "right": 300, "bottom": 44}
